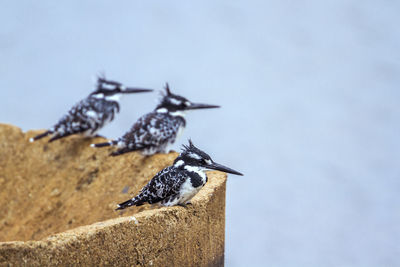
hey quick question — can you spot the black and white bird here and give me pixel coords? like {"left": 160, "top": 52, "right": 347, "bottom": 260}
{"left": 30, "top": 77, "right": 153, "bottom": 143}
{"left": 91, "top": 83, "right": 219, "bottom": 156}
{"left": 116, "top": 140, "right": 243, "bottom": 209}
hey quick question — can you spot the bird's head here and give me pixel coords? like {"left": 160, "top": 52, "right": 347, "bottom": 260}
{"left": 155, "top": 83, "right": 220, "bottom": 115}
{"left": 174, "top": 140, "right": 243, "bottom": 176}
{"left": 90, "top": 76, "right": 153, "bottom": 102}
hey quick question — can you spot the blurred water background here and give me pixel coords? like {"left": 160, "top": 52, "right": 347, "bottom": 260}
{"left": 1, "top": 1, "right": 399, "bottom": 266}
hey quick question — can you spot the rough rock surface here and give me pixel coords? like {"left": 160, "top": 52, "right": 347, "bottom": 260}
{"left": 0, "top": 124, "right": 226, "bottom": 266}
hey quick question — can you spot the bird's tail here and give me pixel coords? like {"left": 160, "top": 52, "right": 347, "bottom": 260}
{"left": 90, "top": 140, "right": 118, "bottom": 148}
{"left": 110, "top": 147, "right": 133, "bottom": 157}
{"left": 116, "top": 195, "right": 145, "bottom": 210}
{"left": 110, "top": 143, "right": 146, "bottom": 157}
{"left": 29, "top": 130, "right": 52, "bottom": 142}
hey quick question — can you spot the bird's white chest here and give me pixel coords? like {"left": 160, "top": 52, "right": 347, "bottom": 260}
{"left": 178, "top": 178, "right": 202, "bottom": 204}
{"left": 175, "top": 166, "right": 207, "bottom": 205}
{"left": 175, "top": 124, "right": 185, "bottom": 140}
{"left": 163, "top": 124, "right": 185, "bottom": 153}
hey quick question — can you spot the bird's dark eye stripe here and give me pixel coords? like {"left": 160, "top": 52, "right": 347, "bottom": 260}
{"left": 102, "top": 89, "right": 120, "bottom": 95}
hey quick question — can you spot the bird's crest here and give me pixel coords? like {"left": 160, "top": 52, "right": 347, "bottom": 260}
{"left": 165, "top": 82, "right": 172, "bottom": 95}
{"left": 96, "top": 72, "right": 107, "bottom": 87}
{"left": 157, "top": 82, "right": 172, "bottom": 101}
{"left": 180, "top": 139, "right": 211, "bottom": 162}
{"left": 182, "top": 139, "right": 195, "bottom": 152}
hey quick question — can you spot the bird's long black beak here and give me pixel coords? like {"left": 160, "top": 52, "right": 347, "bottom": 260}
{"left": 121, "top": 87, "right": 153, "bottom": 94}
{"left": 185, "top": 102, "right": 220, "bottom": 110}
{"left": 206, "top": 161, "right": 243, "bottom": 176}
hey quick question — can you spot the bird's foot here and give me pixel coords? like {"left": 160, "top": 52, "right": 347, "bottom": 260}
{"left": 178, "top": 202, "right": 192, "bottom": 208}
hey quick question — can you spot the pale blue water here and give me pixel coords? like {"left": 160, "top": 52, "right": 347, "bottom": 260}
{"left": 1, "top": 1, "right": 399, "bottom": 266}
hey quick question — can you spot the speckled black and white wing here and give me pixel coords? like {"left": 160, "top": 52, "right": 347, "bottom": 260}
{"left": 37, "top": 97, "right": 119, "bottom": 142}
{"left": 112, "top": 111, "right": 186, "bottom": 156}
{"left": 138, "top": 166, "right": 188, "bottom": 204}
{"left": 117, "top": 166, "right": 187, "bottom": 209}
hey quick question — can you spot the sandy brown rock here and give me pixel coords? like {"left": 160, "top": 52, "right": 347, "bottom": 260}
{"left": 0, "top": 124, "right": 226, "bottom": 266}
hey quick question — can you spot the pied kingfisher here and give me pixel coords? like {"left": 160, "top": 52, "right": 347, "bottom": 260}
{"left": 91, "top": 83, "right": 219, "bottom": 156}
{"left": 116, "top": 140, "right": 243, "bottom": 209}
{"left": 30, "top": 76, "right": 153, "bottom": 143}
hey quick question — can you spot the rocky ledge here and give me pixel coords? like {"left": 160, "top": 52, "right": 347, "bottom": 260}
{"left": 0, "top": 124, "right": 226, "bottom": 266}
